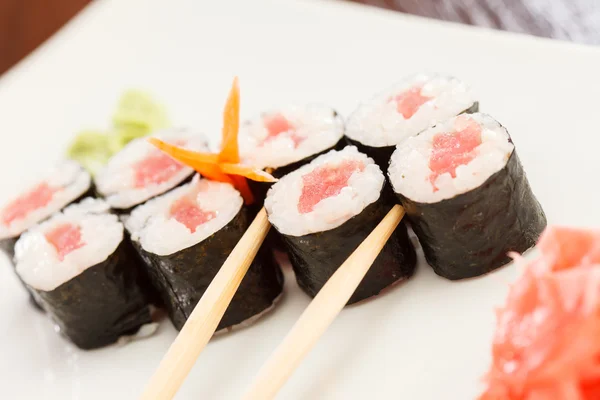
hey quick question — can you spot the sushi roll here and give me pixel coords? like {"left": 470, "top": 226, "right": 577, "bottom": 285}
{"left": 388, "top": 113, "right": 547, "bottom": 279}
{"left": 95, "top": 128, "right": 208, "bottom": 212}
{"left": 125, "top": 175, "right": 284, "bottom": 331}
{"left": 14, "top": 198, "right": 153, "bottom": 349}
{"left": 0, "top": 160, "right": 92, "bottom": 306}
{"left": 239, "top": 104, "right": 345, "bottom": 203}
{"left": 265, "top": 146, "right": 417, "bottom": 304}
{"left": 346, "top": 73, "right": 478, "bottom": 172}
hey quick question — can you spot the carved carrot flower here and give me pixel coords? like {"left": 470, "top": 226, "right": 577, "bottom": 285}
{"left": 149, "top": 77, "right": 275, "bottom": 204}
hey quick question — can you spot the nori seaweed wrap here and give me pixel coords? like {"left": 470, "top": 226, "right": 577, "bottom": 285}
{"left": 266, "top": 146, "right": 417, "bottom": 304}
{"left": 125, "top": 176, "right": 284, "bottom": 331}
{"left": 345, "top": 73, "right": 478, "bottom": 173}
{"left": 15, "top": 198, "right": 153, "bottom": 349}
{"left": 388, "top": 113, "right": 547, "bottom": 279}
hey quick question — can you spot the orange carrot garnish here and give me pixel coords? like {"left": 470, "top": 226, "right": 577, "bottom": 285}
{"left": 230, "top": 175, "right": 254, "bottom": 205}
{"left": 219, "top": 163, "right": 277, "bottom": 183}
{"left": 148, "top": 138, "right": 219, "bottom": 164}
{"left": 219, "top": 77, "right": 240, "bottom": 164}
{"left": 148, "top": 77, "right": 275, "bottom": 205}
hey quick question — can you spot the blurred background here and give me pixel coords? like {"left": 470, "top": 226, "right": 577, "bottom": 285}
{"left": 0, "top": 0, "right": 598, "bottom": 77}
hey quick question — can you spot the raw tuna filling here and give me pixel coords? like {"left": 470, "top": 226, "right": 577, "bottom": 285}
{"left": 429, "top": 116, "right": 482, "bottom": 188}
{"left": 45, "top": 223, "right": 85, "bottom": 261}
{"left": 133, "top": 152, "right": 184, "bottom": 188}
{"left": 390, "top": 86, "right": 432, "bottom": 119}
{"left": 298, "top": 160, "right": 365, "bottom": 214}
{"left": 1, "top": 182, "right": 57, "bottom": 226}
{"left": 169, "top": 196, "right": 216, "bottom": 233}
{"left": 262, "top": 113, "right": 304, "bottom": 147}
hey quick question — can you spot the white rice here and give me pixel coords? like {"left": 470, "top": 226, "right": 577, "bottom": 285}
{"left": 388, "top": 113, "right": 514, "bottom": 204}
{"left": 95, "top": 128, "right": 208, "bottom": 209}
{"left": 239, "top": 104, "right": 344, "bottom": 170}
{"left": 15, "top": 198, "right": 123, "bottom": 291}
{"left": 265, "top": 146, "right": 384, "bottom": 237}
{"left": 345, "top": 73, "right": 476, "bottom": 147}
{"left": 0, "top": 160, "right": 91, "bottom": 240}
{"left": 125, "top": 175, "right": 243, "bottom": 256}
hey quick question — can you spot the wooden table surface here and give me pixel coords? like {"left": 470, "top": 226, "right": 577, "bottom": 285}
{"left": 350, "top": 0, "right": 600, "bottom": 44}
{"left": 0, "top": 0, "right": 599, "bottom": 76}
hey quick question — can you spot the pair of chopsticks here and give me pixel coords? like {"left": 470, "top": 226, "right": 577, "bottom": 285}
{"left": 140, "top": 204, "right": 405, "bottom": 400}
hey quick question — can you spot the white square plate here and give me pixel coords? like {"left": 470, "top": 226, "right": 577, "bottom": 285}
{"left": 1, "top": 0, "right": 599, "bottom": 398}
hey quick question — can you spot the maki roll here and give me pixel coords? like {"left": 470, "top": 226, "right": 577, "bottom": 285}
{"left": 239, "top": 104, "right": 345, "bottom": 203}
{"left": 265, "top": 146, "right": 416, "bottom": 304}
{"left": 125, "top": 175, "right": 284, "bottom": 331}
{"left": 95, "top": 129, "right": 208, "bottom": 212}
{"left": 14, "top": 198, "right": 153, "bottom": 349}
{"left": 346, "top": 73, "right": 477, "bottom": 172}
{"left": 388, "top": 113, "right": 547, "bottom": 279}
{"left": 0, "top": 160, "right": 92, "bottom": 306}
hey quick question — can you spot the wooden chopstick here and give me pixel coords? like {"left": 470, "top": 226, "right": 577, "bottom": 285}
{"left": 140, "top": 208, "right": 271, "bottom": 400}
{"left": 243, "top": 204, "right": 405, "bottom": 400}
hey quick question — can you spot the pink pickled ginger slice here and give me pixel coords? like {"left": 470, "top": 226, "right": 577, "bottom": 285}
{"left": 536, "top": 227, "right": 600, "bottom": 273}
{"left": 480, "top": 226, "right": 600, "bottom": 400}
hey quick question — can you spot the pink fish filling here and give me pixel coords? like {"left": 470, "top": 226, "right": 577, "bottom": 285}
{"left": 45, "top": 223, "right": 85, "bottom": 261}
{"left": 390, "top": 86, "right": 432, "bottom": 119}
{"left": 298, "top": 160, "right": 365, "bottom": 214}
{"left": 133, "top": 152, "right": 184, "bottom": 188}
{"left": 169, "top": 197, "right": 216, "bottom": 233}
{"left": 262, "top": 113, "right": 304, "bottom": 147}
{"left": 2, "top": 182, "right": 57, "bottom": 226}
{"left": 429, "top": 116, "right": 482, "bottom": 188}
